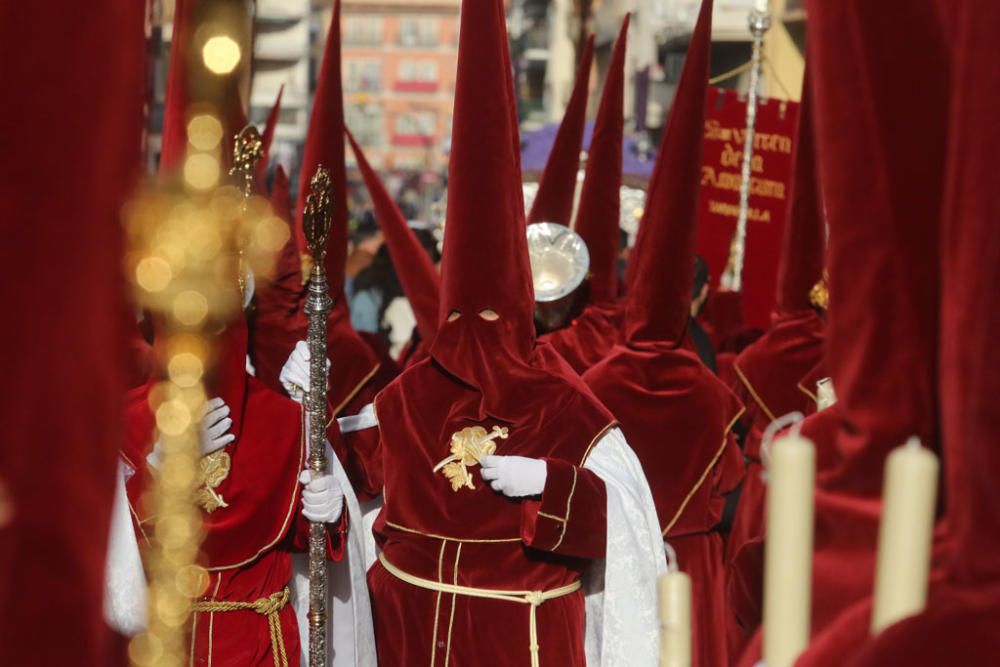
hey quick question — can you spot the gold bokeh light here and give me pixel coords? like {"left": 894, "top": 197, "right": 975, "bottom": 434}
{"left": 202, "top": 35, "right": 241, "bottom": 75}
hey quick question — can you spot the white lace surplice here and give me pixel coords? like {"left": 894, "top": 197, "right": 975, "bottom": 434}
{"left": 583, "top": 427, "right": 667, "bottom": 667}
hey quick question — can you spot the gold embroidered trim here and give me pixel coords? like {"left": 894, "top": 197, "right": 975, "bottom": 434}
{"left": 733, "top": 362, "right": 777, "bottom": 423}
{"left": 662, "top": 408, "right": 745, "bottom": 537}
{"left": 796, "top": 380, "right": 818, "bottom": 403}
{"left": 383, "top": 520, "right": 522, "bottom": 543}
{"left": 433, "top": 425, "right": 509, "bottom": 492}
{"left": 331, "top": 362, "right": 381, "bottom": 418}
{"left": 206, "top": 572, "right": 222, "bottom": 667}
{"left": 579, "top": 420, "right": 619, "bottom": 465}
{"left": 552, "top": 467, "right": 578, "bottom": 551}
{"left": 429, "top": 541, "right": 447, "bottom": 667}
{"left": 444, "top": 543, "right": 463, "bottom": 663}
{"left": 195, "top": 450, "right": 232, "bottom": 513}
{"left": 537, "top": 511, "right": 567, "bottom": 523}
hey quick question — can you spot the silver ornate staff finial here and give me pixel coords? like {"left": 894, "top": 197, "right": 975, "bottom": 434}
{"left": 720, "top": 2, "right": 772, "bottom": 293}
{"left": 302, "top": 166, "right": 332, "bottom": 667}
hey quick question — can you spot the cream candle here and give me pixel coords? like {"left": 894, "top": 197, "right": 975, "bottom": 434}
{"left": 763, "top": 430, "right": 815, "bottom": 667}
{"left": 870, "top": 436, "right": 939, "bottom": 634}
{"left": 659, "top": 544, "right": 691, "bottom": 667}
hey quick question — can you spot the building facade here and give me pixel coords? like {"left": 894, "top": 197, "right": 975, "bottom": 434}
{"left": 323, "top": 0, "right": 460, "bottom": 171}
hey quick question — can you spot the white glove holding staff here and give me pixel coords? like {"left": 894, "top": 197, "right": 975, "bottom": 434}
{"left": 147, "top": 397, "right": 235, "bottom": 469}
{"left": 299, "top": 469, "right": 344, "bottom": 524}
{"left": 280, "top": 341, "right": 331, "bottom": 404}
{"left": 480, "top": 455, "right": 548, "bottom": 497}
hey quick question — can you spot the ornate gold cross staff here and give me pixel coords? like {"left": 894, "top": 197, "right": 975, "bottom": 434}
{"left": 229, "top": 125, "right": 263, "bottom": 298}
{"left": 302, "top": 166, "right": 333, "bottom": 667}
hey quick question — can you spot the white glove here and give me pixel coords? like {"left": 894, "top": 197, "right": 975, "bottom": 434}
{"left": 280, "top": 341, "right": 331, "bottom": 404}
{"left": 147, "top": 397, "right": 235, "bottom": 469}
{"left": 480, "top": 455, "right": 548, "bottom": 497}
{"left": 299, "top": 469, "right": 344, "bottom": 524}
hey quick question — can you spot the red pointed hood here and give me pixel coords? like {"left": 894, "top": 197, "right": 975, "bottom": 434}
{"left": 573, "top": 17, "right": 628, "bottom": 305}
{"left": 159, "top": 0, "right": 196, "bottom": 173}
{"left": 775, "top": 73, "right": 825, "bottom": 314}
{"left": 426, "top": 0, "right": 607, "bottom": 423}
{"left": 527, "top": 35, "right": 594, "bottom": 226}
{"left": 347, "top": 129, "right": 441, "bottom": 342}
{"left": 623, "top": 0, "right": 713, "bottom": 346}
{"left": 256, "top": 85, "right": 283, "bottom": 191}
{"left": 296, "top": 0, "right": 348, "bottom": 290}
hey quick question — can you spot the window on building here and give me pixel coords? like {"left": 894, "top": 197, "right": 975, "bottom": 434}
{"left": 344, "top": 15, "right": 383, "bottom": 45}
{"left": 399, "top": 17, "right": 439, "bottom": 47}
{"left": 345, "top": 60, "right": 382, "bottom": 92}
{"left": 397, "top": 60, "right": 437, "bottom": 83}
{"left": 394, "top": 111, "right": 436, "bottom": 137}
{"left": 345, "top": 104, "right": 384, "bottom": 147}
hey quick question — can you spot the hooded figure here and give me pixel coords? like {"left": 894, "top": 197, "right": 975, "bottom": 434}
{"left": 251, "top": 0, "right": 383, "bottom": 418}
{"left": 347, "top": 129, "right": 441, "bottom": 369}
{"left": 583, "top": 3, "right": 746, "bottom": 667}
{"left": 731, "top": 0, "right": 948, "bottom": 664}
{"left": 317, "top": 0, "right": 665, "bottom": 664}
{"left": 841, "top": 3, "right": 1000, "bottom": 664}
{"left": 109, "top": 2, "right": 376, "bottom": 664}
{"left": 536, "top": 18, "right": 630, "bottom": 373}
{"left": 722, "top": 72, "right": 828, "bottom": 651}
{"left": 526, "top": 34, "right": 593, "bottom": 229}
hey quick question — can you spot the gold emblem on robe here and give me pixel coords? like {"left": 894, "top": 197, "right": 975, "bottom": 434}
{"left": 195, "top": 450, "right": 232, "bottom": 513}
{"left": 433, "top": 425, "right": 509, "bottom": 492}
{"left": 810, "top": 269, "right": 830, "bottom": 310}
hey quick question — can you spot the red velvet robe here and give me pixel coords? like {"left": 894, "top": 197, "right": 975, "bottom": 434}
{"left": 123, "top": 378, "right": 346, "bottom": 667}
{"left": 584, "top": 346, "right": 744, "bottom": 667}
{"left": 358, "top": 356, "right": 616, "bottom": 666}
{"left": 723, "top": 310, "right": 823, "bottom": 655}
{"left": 538, "top": 302, "right": 621, "bottom": 374}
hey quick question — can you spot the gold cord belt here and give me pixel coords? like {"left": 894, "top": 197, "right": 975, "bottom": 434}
{"left": 191, "top": 586, "right": 291, "bottom": 667}
{"left": 379, "top": 553, "right": 581, "bottom": 667}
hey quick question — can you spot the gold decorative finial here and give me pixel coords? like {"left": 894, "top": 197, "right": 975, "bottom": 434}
{"left": 303, "top": 167, "right": 333, "bottom": 259}
{"left": 229, "top": 125, "right": 263, "bottom": 198}
{"left": 810, "top": 269, "right": 830, "bottom": 311}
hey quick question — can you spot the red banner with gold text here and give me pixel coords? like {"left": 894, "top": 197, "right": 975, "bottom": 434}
{"left": 696, "top": 88, "right": 799, "bottom": 330}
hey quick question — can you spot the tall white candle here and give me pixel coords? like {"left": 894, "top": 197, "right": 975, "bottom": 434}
{"left": 659, "top": 544, "right": 691, "bottom": 667}
{"left": 763, "top": 431, "right": 815, "bottom": 667}
{"left": 870, "top": 437, "right": 939, "bottom": 634}
{"left": 754, "top": 0, "right": 769, "bottom": 14}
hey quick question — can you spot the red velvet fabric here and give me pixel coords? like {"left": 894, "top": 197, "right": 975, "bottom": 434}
{"left": 253, "top": 0, "right": 382, "bottom": 413}
{"left": 623, "top": 0, "right": 712, "bottom": 346}
{"left": 251, "top": 106, "right": 380, "bottom": 414}
{"left": 573, "top": 18, "right": 628, "bottom": 306}
{"left": 348, "top": 129, "right": 441, "bottom": 343}
{"left": 361, "top": 1, "right": 619, "bottom": 662}
{"left": 726, "top": 403, "right": 842, "bottom": 654}
{"left": 539, "top": 302, "right": 621, "bottom": 374}
{"left": 295, "top": 0, "right": 347, "bottom": 287}
{"left": 800, "top": 2, "right": 1000, "bottom": 665}
{"left": 584, "top": 347, "right": 742, "bottom": 667}
{"left": 526, "top": 35, "right": 594, "bottom": 227}
{"left": 256, "top": 85, "right": 283, "bottom": 192}
{"left": 0, "top": 2, "right": 145, "bottom": 663}
{"left": 368, "top": 353, "right": 612, "bottom": 666}
{"left": 159, "top": 0, "right": 195, "bottom": 172}
{"left": 732, "top": 0, "right": 949, "bottom": 662}
{"left": 535, "top": 19, "right": 629, "bottom": 374}
{"left": 427, "top": 0, "right": 604, "bottom": 427}
{"left": 124, "top": 374, "right": 346, "bottom": 666}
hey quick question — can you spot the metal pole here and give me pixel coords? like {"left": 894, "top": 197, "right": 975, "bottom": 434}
{"left": 720, "top": 6, "right": 771, "bottom": 292}
{"left": 302, "top": 167, "right": 333, "bottom": 667}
